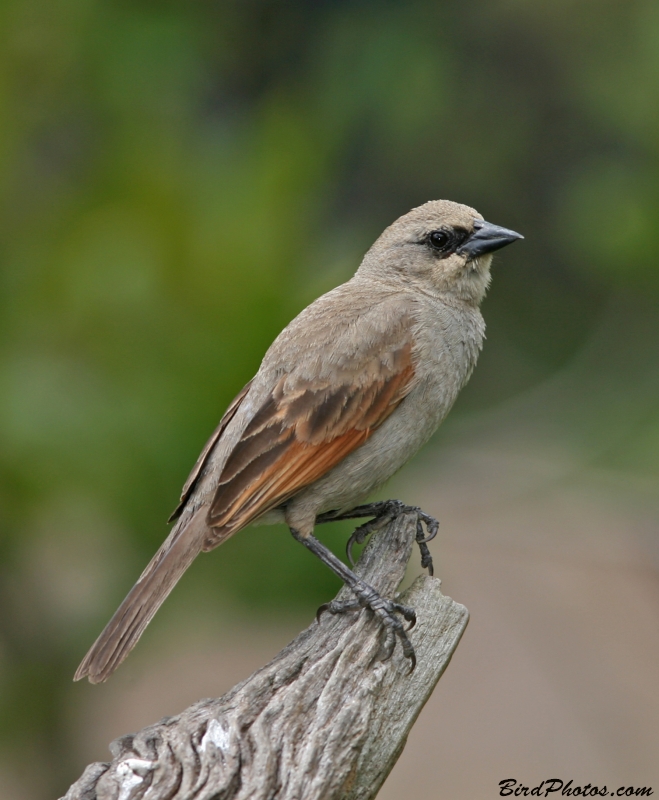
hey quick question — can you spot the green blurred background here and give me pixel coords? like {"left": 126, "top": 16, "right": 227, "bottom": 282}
{"left": 1, "top": 1, "right": 659, "bottom": 797}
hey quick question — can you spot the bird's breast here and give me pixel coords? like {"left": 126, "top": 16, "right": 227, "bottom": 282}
{"left": 287, "top": 299, "right": 485, "bottom": 522}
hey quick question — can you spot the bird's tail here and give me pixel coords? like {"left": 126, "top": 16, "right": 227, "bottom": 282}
{"left": 74, "top": 508, "right": 207, "bottom": 684}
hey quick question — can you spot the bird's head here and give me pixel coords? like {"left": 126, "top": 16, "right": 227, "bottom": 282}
{"left": 359, "top": 199, "right": 523, "bottom": 305}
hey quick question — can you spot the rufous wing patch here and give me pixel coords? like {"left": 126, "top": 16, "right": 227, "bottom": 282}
{"left": 203, "top": 337, "right": 415, "bottom": 551}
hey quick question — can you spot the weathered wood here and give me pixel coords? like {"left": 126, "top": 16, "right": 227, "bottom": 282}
{"left": 62, "top": 512, "right": 469, "bottom": 800}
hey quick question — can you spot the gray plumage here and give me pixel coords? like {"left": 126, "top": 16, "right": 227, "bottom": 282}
{"left": 75, "top": 199, "right": 521, "bottom": 683}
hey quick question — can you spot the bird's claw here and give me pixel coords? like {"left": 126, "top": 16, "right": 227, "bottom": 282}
{"left": 316, "top": 599, "right": 362, "bottom": 623}
{"left": 375, "top": 597, "right": 417, "bottom": 670}
{"left": 338, "top": 500, "right": 439, "bottom": 576}
{"left": 392, "top": 601, "right": 417, "bottom": 630}
{"left": 378, "top": 611, "right": 417, "bottom": 672}
{"left": 316, "top": 591, "right": 417, "bottom": 671}
{"left": 346, "top": 518, "right": 390, "bottom": 566}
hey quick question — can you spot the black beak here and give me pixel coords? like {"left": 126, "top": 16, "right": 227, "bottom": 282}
{"left": 456, "top": 219, "right": 523, "bottom": 259}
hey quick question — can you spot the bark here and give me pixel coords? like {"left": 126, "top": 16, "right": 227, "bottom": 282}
{"left": 62, "top": 511, "right": 468, "bottom": 800}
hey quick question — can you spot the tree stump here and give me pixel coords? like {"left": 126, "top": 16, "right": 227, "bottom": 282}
{"left": 62, "top": 510, "right": 469, "bottom": 800}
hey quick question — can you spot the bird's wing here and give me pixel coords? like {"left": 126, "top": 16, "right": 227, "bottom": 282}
{"left": 168, "top": 379, "right": 253, "bottom": 522}
{"left": 203, "top": 330, "right": 415, "bottom": 550}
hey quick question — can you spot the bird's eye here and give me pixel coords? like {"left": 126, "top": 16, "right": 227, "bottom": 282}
{"left": 428, "top": 230, "right": 450, "bottom": 250}
{"left": 426, "top": 227, "right": 469, "bottom": 257}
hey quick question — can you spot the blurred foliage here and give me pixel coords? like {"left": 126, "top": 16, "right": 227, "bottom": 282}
{"left": 0, "top": 0, "right": 658, "bottom": 796}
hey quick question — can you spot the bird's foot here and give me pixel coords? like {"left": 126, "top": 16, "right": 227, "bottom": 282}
{"left": 317, "top": 588, "right": 417, "bottom": 671}
{"left": 291, "top": 527, "right": 418, "bottom": 671}
{"left": 317, "top": 500, "right": 438, "bottom": 576}
{"left": 316, "top": 598, "right": 361, "bottom": 622}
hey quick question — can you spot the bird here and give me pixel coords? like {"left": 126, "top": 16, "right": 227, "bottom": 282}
{"left": 74, "top": 199, "right": 522, "bottom": 683}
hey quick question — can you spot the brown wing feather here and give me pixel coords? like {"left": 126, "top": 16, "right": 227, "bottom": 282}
{"left": 203, "top": 339, "right": 414, "bottom": 550}
{"left": 168, "top": 379, "right": 253, "bottom": 522}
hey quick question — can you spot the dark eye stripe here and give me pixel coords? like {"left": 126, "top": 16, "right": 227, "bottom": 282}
{"left": 426, "top": 227, "right": 469, "bottom": 257}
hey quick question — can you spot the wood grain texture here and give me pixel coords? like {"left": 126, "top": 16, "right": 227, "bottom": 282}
{"left": 62, "top": 513, "right": 468, "bottom": 800}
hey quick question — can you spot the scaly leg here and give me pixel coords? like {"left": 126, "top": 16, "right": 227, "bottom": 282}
{"left": 290, "top": 527, "right": 417, "bottom": 671}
